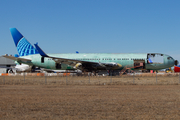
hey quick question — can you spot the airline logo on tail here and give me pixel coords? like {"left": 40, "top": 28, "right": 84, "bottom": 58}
{"left": 10, "top": 28, "right": 39, "bottom": 57}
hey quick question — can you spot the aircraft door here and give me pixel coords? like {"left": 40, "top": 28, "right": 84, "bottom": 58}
{"left": 133, "top": 60, "right": 145, "bottom": 69}
{"left": 56, "top": 63, "right": 61, "bottom": 69}
{"left": 41, "top": 57, "right": 44, "bottom": 63}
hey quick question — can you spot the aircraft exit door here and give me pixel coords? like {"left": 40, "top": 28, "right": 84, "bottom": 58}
{"left": 134, "top": 60, "right": 145, "bottom": 69}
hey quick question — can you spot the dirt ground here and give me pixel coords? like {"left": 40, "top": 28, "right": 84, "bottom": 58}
{"left": 0, "top": 84, "right": 180, "bottom": 120}
{"left": 0, "top": 74, "right": 180, "bottom": 85}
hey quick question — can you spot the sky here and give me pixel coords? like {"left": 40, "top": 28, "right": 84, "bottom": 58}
{"left": 0, "top": 0, "right": 180, "bottom": 60}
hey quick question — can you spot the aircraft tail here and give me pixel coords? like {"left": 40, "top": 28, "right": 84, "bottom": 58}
{"left": 10, "top": 28, "right": 39, "bottom": 56}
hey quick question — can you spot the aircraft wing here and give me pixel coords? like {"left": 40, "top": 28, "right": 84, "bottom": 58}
{"left": 44, "top": 56, "right": 121, "bottom": 69}
{"left": 3, "top": 55, "right": 31, "bottom": 62}
{"left": 49, "top": 57, "right": 94, "bottom": 66}
{"left": 34, "top": 43, "right": 122, "bottom": 69}
{"left": 34, "top": 43, "right": 97, "bottom": 66}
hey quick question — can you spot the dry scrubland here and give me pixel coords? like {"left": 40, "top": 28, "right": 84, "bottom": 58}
{"left": 0, "top": 73, "right": 180, "bottom": 85}
{"left": 0, "top": 75, "right": 180, "bottom": 119}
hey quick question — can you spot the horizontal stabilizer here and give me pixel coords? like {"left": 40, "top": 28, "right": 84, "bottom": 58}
{"left": 3, "top": 55, "right": 31, "bottom": 62}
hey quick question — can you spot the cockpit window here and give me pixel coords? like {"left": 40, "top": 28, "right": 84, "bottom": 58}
{"left": 167, "top": 57, "right": 173, "bottom": 60}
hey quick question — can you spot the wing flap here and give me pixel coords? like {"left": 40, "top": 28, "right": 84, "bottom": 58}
{"left": 3, "top": 55, "right": 31, "bottom": 62}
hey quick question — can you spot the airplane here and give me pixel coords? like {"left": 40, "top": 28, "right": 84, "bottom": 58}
{"left": 173, "top": 65, "right": 180, "bottom": 73}
{"left": 0, "top": 63, "right": 32, "bottom": 73}
{"left": 14, "top": 63, "right": 31, "bottom": 72}
{"left": 3, "top": 28, "right": 178, "bottom": 75}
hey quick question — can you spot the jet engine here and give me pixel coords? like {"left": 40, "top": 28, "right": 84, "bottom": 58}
{"left": 74, "top": 63, "right": 82, "bottom": 69}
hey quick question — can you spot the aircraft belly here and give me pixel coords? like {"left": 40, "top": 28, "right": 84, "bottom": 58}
{"left": 119, "top": 60, "right": 133, "bottom": 68}
{"left": 145, "top": 64, "right": 167, "bottom": 70}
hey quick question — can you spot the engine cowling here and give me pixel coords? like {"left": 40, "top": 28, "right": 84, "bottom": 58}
{"left": 74, "top": 63, "right": 82, "bottom": 69}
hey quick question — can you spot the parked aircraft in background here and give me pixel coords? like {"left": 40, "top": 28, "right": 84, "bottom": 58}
{"left": 0, "top": 63, "right": 32, "bottom": 73}
{"left": 3, "top": 28, "right": 178, "bottom": 74}
{"left": 174, "top": 65, "right": 180, "bottom": 72}
{"left": 4, "top": 60, "right": 74, "bottom": 73}
{"left": 14, "top": 64, "right": 31, "bottom": 72}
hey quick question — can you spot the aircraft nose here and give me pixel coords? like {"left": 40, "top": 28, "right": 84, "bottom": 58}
{"left": 175, "top": 60, "right": 179, "bottom": 66}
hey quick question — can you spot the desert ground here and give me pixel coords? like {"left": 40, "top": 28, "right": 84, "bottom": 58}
{"left": 0, "top": 75, "right": 180, "bottom": 119}
{"left": 0, "top": 73, "right": 180, "bottom": 85}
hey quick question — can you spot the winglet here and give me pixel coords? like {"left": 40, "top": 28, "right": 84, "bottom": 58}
{"left": 34, "top": 43, "right": 49, "bottom": 57}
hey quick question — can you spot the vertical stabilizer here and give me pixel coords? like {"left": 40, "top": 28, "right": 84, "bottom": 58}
{"left": 10, "top": 28, "right": 39, "bottom": 56}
